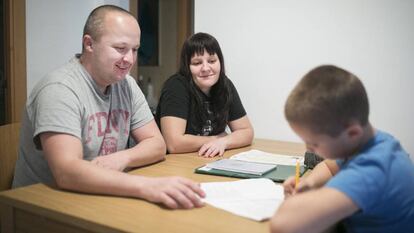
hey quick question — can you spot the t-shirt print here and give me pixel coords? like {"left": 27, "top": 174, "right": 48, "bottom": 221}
{"left": 201, "top": 101, "right": 214, "bottom": 136}
{"left": 85, "top": 109, "right": 130, "bottom": 155}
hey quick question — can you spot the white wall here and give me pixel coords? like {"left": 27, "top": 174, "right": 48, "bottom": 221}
{"left": 26, "top": 0, "right": 129, "bottom": 94}
{"left": 195, "top": 0, "right": 414, "bottom": 155}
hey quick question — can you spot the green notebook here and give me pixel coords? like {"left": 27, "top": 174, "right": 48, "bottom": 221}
{"left": 195, "top": 163, "right": 307, "bottom": 183}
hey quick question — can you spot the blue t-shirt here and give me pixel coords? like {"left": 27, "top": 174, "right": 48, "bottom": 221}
{"left": 326, "top": 130, "right": 414, "bottom": 233}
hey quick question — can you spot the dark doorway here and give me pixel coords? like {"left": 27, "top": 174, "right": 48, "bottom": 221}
{"left": 0, "top": 0, "right": 6, "bottom": 125}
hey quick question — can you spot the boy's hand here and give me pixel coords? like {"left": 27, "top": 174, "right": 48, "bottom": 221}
{"left": 283, "top": 176, "right": 314, "bottom": 198}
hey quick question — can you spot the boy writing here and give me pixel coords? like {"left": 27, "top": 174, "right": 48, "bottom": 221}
{"left": 270, "top": 65, "right": 414, "bottom": 233}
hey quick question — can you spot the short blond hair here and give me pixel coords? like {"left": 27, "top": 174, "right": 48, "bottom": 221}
{"left": 82, "top": 5, "right": 134, "bottom": 51}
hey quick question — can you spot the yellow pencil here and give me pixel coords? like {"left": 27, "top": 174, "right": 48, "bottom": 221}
{"left": 295, "top": 159, "right": 300, "bottom": 188}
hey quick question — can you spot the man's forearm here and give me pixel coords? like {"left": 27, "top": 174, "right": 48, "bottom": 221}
{"left": 54, "top": 158, "right": 145, "bottom": 197}
{"left": 123, "top": 136, "right": 166, "bottom": 168}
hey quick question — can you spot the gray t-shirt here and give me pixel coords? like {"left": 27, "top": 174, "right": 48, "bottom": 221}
{"left": 12, "top": 56, "right": 153, "bottom": 187}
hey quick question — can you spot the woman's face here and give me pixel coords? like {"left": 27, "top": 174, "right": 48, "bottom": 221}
{"left": 189, "top": 50, "right": 221, "bottom": 95}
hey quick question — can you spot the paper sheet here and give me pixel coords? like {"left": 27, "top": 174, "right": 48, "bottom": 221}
{"left": 201, "top": 178, "right": 284, "bottom": 221}
{"left": 230, "top": 149, "right": 304, "bottom": 166}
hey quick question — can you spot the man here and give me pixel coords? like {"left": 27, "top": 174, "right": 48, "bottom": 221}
{"left": 13, "top": 5, "right": 204, "bottom": 209}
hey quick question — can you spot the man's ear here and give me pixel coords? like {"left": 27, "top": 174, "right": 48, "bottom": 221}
{"left": 83, "top": 35, "right": 94, "bottom": 52}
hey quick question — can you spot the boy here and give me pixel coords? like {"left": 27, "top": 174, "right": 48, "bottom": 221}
{"left": 270, "top": 65, "right": 414, "bottom": 233}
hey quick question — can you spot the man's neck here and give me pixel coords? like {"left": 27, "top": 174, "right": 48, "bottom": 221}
{"left": 79, "top": 54, "right": 110, "bottom": 94}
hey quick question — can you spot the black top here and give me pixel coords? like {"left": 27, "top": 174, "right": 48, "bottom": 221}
{"left": 155, "top": 74, "right": 246, "bottom": 136}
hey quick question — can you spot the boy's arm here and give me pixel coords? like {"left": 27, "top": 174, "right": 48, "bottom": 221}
{"left": 304, "top": 159, "right": 339, "bottom": 189}
{"left": 284, "top": 159, "right": 339, "bottom": 197}
{"left": 270, "top": 187, "right": 359, "bottom": 233}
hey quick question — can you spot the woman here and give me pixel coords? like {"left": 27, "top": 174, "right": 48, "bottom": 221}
{"left": 155, "top": 32, "right": 253, "bottom": 157}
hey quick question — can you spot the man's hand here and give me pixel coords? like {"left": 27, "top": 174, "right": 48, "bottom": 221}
{"left": 91, "top": 153, "right": 130, "bottom": 171}
{"left": 139, "top": 176, "right": 206, "bottom": 209}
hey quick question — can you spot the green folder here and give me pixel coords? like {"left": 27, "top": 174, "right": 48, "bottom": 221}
{"left": 195, "top": 164, "right": 307, "bottom": 183}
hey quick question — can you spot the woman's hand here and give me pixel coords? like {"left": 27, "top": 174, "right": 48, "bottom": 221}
{"left": 198, "top": 134, "right": 228, "bottom": 157}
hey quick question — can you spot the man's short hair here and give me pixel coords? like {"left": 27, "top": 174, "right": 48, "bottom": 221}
{"left": 285, "top": 65, "right": 369, "bottom": 137}
{"left": 82, "top": 5, "right": 134, "bottom": 48}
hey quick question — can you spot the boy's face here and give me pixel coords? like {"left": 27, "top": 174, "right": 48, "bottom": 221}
{"left": 289, "top": 123, "right": 357, "bottom": 159}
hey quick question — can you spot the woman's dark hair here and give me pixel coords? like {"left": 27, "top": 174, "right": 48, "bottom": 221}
{"left": 178, "top": 32, "right": 232, "bottom": 134}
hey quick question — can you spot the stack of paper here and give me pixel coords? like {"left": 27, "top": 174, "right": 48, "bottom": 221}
{"left": 205, "top": 159, "right": 277, "bottom": 175}
{"left": 230, "top": 149, "right": 304, "bottom": 166}
{"left": 201, "top": 178, "right": 284, "bottom": 221}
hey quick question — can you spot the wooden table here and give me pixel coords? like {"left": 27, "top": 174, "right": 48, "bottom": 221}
{"left": 0, "top": 139, "right": 305, "bottom": 233}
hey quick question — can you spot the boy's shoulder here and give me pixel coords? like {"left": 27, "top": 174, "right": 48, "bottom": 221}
{"left": 326, "top": 130, "right": 414, "bottom": 232}
{"left": 326, "top": 129, "right": 410, "bottom": 176}
{"left": 327, "top": 129, "right": 413, "bottom": 202}
{"left": 339, "top": 130, "right": 405, "bottom": 166}
{"left": 358, "top": 130, "right": 407, "bottom": 162}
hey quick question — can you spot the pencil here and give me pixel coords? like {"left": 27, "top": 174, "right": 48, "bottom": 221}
{"left": 295, "top": 159, "right": 300, "bottom": 188}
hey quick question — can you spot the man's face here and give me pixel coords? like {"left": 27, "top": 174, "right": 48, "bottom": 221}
{"left": 289, "top": 123, "right": 356, "bottom": 159}
{"left": 89, "top": 12, "right": 140, "bottom": 88}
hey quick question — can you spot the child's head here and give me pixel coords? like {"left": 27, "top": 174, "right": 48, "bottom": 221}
{"left": 285, "top": 65, "right": 370, "bottom": 159}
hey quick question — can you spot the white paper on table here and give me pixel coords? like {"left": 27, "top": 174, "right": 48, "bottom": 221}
{"left": 230, "top": 149, "right": 304, "bottom": 166}
{"left": 201, "top": 178, "right": 284, "bottom": 221}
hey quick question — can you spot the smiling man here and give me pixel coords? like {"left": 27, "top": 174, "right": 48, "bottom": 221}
{"left": 12, "top": 5, "right": 205, "bottom": 209}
